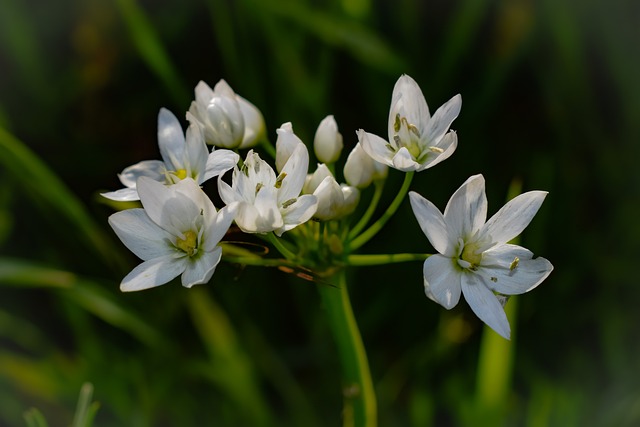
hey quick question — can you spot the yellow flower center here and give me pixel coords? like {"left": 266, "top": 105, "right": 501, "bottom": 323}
{"left": 174, "top": 169, "right": 188, "bottom": 180}
{"left": 176, "top": 230, "right": 198, "bottom": 256}
{"left": 460, "top": 242, "right": 483, "bottom": 270}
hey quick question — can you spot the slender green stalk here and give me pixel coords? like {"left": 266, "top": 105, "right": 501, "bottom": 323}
{"left": 267, "top": 232, "right": 298, "bottom": 260}
{"left": 260, "top": 136, "right": 277, "bottom": 159}
{"left": 318, "top": 270, "right": 376, "bottom": 427}
{"left": 346, "top": 253, "right": 429, "bottom": 266}
{"left": 223, "top": 256, "right": 295, "bottom": 268}
{"left": 348, "top": 179, "right": 385, "bottom": 240}
{"left": 349, "top": 172, "right": 414, "bottom": 251}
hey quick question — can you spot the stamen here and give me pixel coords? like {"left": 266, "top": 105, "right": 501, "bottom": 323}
{"left": 275, "top": 172, "right": 287, "bottom": 189}
{"left": 509, "top": 257, "right": 520, "bottom": 271}
{"left": 428, "top": 146, "right": 444, "bottom": 153}
{"left": 175, "top": 230, "right": 198, "bottom": 257}
{"left": 255, "top": 182, "right": 263, "bottom": 195}
{"left": 282, "top": 198, "right": 297, "bottom": 209}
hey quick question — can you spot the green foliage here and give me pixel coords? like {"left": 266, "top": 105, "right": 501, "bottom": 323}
{"left": 0, "top": 0, "right": 638, "bottom": 425}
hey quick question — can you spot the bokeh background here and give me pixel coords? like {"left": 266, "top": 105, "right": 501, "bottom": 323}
{"left": 1, "top": 0, "right": 639, "bottom": 425}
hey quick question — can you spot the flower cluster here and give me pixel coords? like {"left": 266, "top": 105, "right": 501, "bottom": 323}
{"left": 104, "top": 75, "right": 552, "bottom": 339}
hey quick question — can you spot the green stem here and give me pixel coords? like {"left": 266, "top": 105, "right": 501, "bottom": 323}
{"left": 223, "top": 256, "right": 295, "bottom": 268}
{"left": 266, "top": 233, "right": 298, "bottom": 260}
{"left": 318, "top": 269, "right": 377, "bottom": 427}
{"left": 349, "top": 172, "right": 414, "bottom": 251}
{"left": 260, "top": 136, "right": 277, "bottom": 159}
{"left": 346, "top": 253, "right": 429, "bottom": 266}
{"left": 348, "top": 179, "right": 385, "bottom": 240}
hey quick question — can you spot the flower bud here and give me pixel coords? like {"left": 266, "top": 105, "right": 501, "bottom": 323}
{"left": 314, "top": 115, "right": 343, "bottom": 163}
{"left": 344, "top": 142, "right": 388, "bottom": 188}
{"left": 275, "top": 122, "right": 305, "bottom": 172}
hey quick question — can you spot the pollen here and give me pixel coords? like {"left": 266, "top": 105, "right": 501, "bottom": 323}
{"left": 176, "top": 230, "right": 198, "bottom": 256}
{"left": 275, "top": 172, "right": 287, "bottom": 189}
{"left": 461, "top": 243, "right": 483, "bottom": 269}
{"left": 174, "top": 169, "right": 188, "bottom": 180}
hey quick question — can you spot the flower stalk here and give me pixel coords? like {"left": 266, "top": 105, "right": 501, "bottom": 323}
{"left": 318, "top": 269, "right": 377, "bottom": 427}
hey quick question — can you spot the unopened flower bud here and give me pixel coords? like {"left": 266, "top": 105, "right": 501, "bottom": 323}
{"left": 314, "top": 115, "right": 343, "bottom": 163}
{"left": 344, "top": 142, "right": 388, "bottom": 188}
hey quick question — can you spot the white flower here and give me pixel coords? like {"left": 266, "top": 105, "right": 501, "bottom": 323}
{"left": 359, "top": 74, "right": 461, "bottom": 172}
{"left": 409, "top": 174, "right": 553, "bottom": 339}
{"left": 102, "top": 108, "right": 239, "bottom": 202}
{"left": 108, "top": 177, "right": 237, "bottom": 291}
{"left": 218, "top": 146, "right": 318, "bottom": 236}
{"left": 314, "top": 115, "right": 343, "bottom": 164}
{"left": 187, "top": 79, "right": 265, "bottom": 149}
{"left": 343, "top": 142, "right": 388, "bottom": 188}
{"left": 303, "top": 164, "right": 359, "bottom": 221}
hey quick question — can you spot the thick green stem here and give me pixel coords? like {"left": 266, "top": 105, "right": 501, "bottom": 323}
{"left": 346, "top": 253, "right": 429, "bottom": 266}
{"left": 349, "top": 172, "right": 414, "bottom": 251}
{"left": 318, "top": 270, "right": 377, "bottom": 427}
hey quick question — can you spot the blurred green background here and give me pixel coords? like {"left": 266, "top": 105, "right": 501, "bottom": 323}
{"left": 1, "top": 0, "right": 639, "bottom": 425}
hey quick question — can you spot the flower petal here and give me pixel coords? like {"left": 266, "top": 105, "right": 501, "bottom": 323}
{"left": 443, "top": 174, "right": 487, "bottom": 241}
{"left": 157, "top": 108, "right": 185, "bottom": 170}
{"left": 461, "top": 273, "right": 511, "bottom": 339}
{"left": 108, "top": 209, "right": 175, "bottom": 260}
{"left": 120, "top": 254, "right": 186, "bottom": 292}
{"left": 184, "top": 123, "right": 208, "bottom": 178}
{"left": 203, "top": 202, "right": 238, "bottom": 251}
{"left": 276, "top": 194, "right": 318, "bottom": 236}
{"left": 480, "top": 190, "right": 548, "bottom": 244}
{"left": 388, "top": 75, "right": 430, "bottom": 138}
{"left": 416, "top": 131, "right": 458, "bottom": 171}
{"left": 275, "top": 122, "right": 305, "bottom": 172}
{"left": 181, "top": 247, "right": 222, "bottom": 288}
{"left": 422, "top": 254, "right": 462, "bottom": 309}
{"left": 118, "top": 160, "right": 166, "bottom": 188}
{"left": 278, "top": 143, "right": 309, "bottom": 203}
{"left": 137, "top": 177, "right": 199, "bottom": 236}
{"left": 478, "top": 244, "right": 553, "bottom": 295}
{"left": 391, "top": 147, "right": 421, "bottom": 171}
{"left": 202, "top": 149, "right": 239, "bottom": 183}
{"left": 409, "top": 191, "right": 456, "bottom": 256}
{"left": 424, "top": 94, "right": 462, "bottom": 144}
{"left": 101, "top": 187, "right": 141, "bottom": 202}
{"left": 358, "top": 130, "right": 394, "bottom": 167}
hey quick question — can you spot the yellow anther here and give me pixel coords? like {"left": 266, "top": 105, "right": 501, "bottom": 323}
{"left": 174, "top": 169, "right": 188, "bottom": 180}
{"left": 428, "top": 146, "right": 444, "bottom": 153}
{"left": 176, "top": 230, "right": 198, "bottom": 256}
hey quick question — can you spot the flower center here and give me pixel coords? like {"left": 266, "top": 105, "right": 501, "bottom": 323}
{"left": 458, "top": 241, "right": 483, "bottom": 271}
{"left": 165, "top": 168, "right": 189, "bottom": 184}
{"left": 176, "top": 230, "right": 198, "bottom": 256}
{"left": 393, "top": 114, "right": 422, "bottom": 159}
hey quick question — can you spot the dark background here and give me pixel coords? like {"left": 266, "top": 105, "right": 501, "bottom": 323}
{"left": 1, "top": 0, "right": 639, "bottom": 425}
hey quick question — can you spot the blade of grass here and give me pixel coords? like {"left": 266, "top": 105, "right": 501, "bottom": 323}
{"left": 72, "top": 383, "right": 98, "bottom": 427}
{"left": 23, "top": 408, "right": 49, "bottom": 427}
{"left": 0, "top": 257, "right": 166, "bottom": 348}
{"left": 0, "top": 127, "right": 127, "bottom": 271}
{"left": 187, "top": 288, "right": 273, "bottom": 427}
{"left": 115, "top": 0, "right": 190, "bottom": 107}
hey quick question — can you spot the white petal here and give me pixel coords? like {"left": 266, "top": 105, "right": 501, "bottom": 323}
{"left": 416, "top": 131, "right": 458, "bottom": 171}
{"left": 137, "top": 177, "right": 199, "bottom": 235}
{"left": 313, "top": 176, "right": 343, "bottom": 220}
{"left": 181, "top": 247, "right": 222, "bottom": 288}
{"left": 277, "top": 194, "right": 318, "bottom": 236}
{"left": 391, "top": 147, "right": 420, "bottom": 171}
{"left": 108, "top": 209, "right": 175, "bottom": 260}
{"left": 203, "top": 202, "right": 238, "bottom": 251}
{"left": 184, "top": 123, "right": 208, "bottom": 178}
{"left": 478, "top": 244, "right": 553, "bottom": 295}
{"left": 422, "top": 254, "right": 462, "bottom": 309}
{"left": 275, "top": 122, "right": 304, "bottom": 172}
{"left": 194, "top": 80, "right": 214, "bottom": 106}
{"left": 409, "top": 191, "right": 456, "bottom": 256}
{"left": 424, "top": 94, "right": 462, "bottom": 144}
{"left": 278, "top": 143, "right": 309, "bottom": 204}
{"left": 480, "top": 191, "right": 548, "bottom": 244}
{"left": 388, "top": 75, "right": 430, "bottom": 138}
{"left": 218, "top": 174, "right": 242, "bottom": 205}
{"left": 101, "top": 187, "right": 141, "bottom": 202}
{"left": 202, "top": 149, "right": 239, "bottom": 183}
{"left": 461, "top": 273, "right": 511, "bottom": 339}
{"left": 157, "top": 108, "right": 185, "bottom": 170}
{"left": 118, "top": 160, "right": 166, "bottom": 188}
{"left": 314, "top": 115, "right": 343, "bottom": 163}
{"left": 358, "top": 130, "right": 394, "bottom": 167}
{"left": 237, "top": 95, "right": 265, "bottom": 149}
{"left": 120, "top": 254, "right": 186, "bottom": 292}
{"left": 443, "top": 174, "right": 487, "bottom": 241}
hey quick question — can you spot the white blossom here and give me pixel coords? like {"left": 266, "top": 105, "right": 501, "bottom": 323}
{"left": 343, "top": 142, "right": 388, "bottom": 188}
{"left": 218, "top": 146, "right": 318, "bottom": 236}
{"left": 409, "top": 174, "right": 553, "bottom": 339}
{"left": 303, "top": 164, "right": 359, "bottom": 220}
{"left": 102, "top": 108, "right": 238, "bottom": 202}
{"left": 187, "top": 79, "right": 265, "bottom": 149}
{"left": 108, "top": 177, "right": 237, "bottom": 291}
{"left": 359, "top": 74, "right": 461, "bottom": 172}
